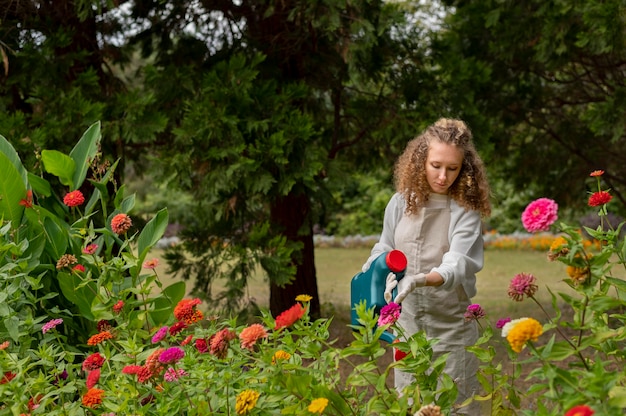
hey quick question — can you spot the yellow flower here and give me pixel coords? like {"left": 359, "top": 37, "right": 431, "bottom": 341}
{"left": 566, "top": 265, "right": 590, "bottom": 285}
{"left": 308, "top": 397, "right": 329, "bottom": 414}
{"left": 235, "top": 390, "right": 260, "bottom": 415}
{"left": 295, "top": 294, "right": 313, "bottom": 302}
{"left": 549, "top": 236, "right": 567, "bottom": 251}
{"left": 272, "top": 350, "right": 291, "bottom": 364}
{"left": 505, "top": 317, "right": 543, "bottom": 353}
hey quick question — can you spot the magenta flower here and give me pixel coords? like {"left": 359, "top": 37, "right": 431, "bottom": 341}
{"left": 464, "top": 303, "right": 486, "bottom": 322}
{"left": 496, "top": 317, "right": 512, "bottom": 329}
{"left": 378, "top": 302, "right": 401, "bottom": 326}
{"left": 508, "top": 272, "right": 538, "bottom": 302}
{"left": 151, "top": 326, "right": 169, "bottom": 344}
{"left": 158, "top": 347, "right": 185, "bottom": 364}
{"left": 42, "top": 318, "right": 64, "bottom": 334}
{"left": 521, "top": 198, "right": 558, "bottom": 233}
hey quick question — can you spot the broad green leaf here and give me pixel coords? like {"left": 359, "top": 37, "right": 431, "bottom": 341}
{"left": 0, "top": 134, "right": 28, "bottom": 186}
{"left": 42, "top": 215, "right": 68, "bottom": 259}
{"left": 0, "top": 152, "right": 27, "bottom": 228}
{"left": 148, "top": 280, "right": 186, "bottom": 325}
{"left": 57, "top": 272, "right": 96, "bottom": 321}
{"left": 69, "top": 121, "right": 101, "bottom": 190}
{"left": 27, "top": 173, "right": 51, "bottom": 197}
{"left": 41, "top": 149, "right": 76, "bottom": 188}
{"left": 137, "top": 208, "right": 169, "bottom": 260}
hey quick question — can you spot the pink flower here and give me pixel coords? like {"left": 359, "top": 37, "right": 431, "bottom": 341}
{"left": 508, "top": 272, "right": 538, "bottom": 301}
{"left": 521, "top": 198, "right": 558, "bottom": 233}
{"left": 42, "top": 318, "right": 63, "bottom": 334}
{"left": 496, "top": 317, "right": 511, "bottom": 329}
{"left": 86, "top": 368, "right": 100, "bottom": 388}
{"left": 63, "top": 190, "right": 85, "bottom": 207}
{"left": 152, "top": 326, "right": 169, "bottom": 343}
{"left": 83, "top": 244, "right": 98, "bottom": 255}
{"left": 164, "top": 368, "right": 188, "bottom": 382}
{"left": 589, "top": 170, "right": 604, "bottom": 177}
{"left": 111, "top": 213, "right": 132, "bottom": 235}
{"left": 158, "top": 347, "right": 185, "bottom": 364}
{"left": 210, "top": 329, "right": 237, "bottom": 358}
{"left": 239, "top": 324, "right": 268, "bottom": 350}
{"left": 463, "top": 303, "right": 486, "bottom": 322}
{"left": 143, "top": 258, "right": 159, "bottom": 269}
{"left": 377, "top": 302, "right": 401, "bottom": 327}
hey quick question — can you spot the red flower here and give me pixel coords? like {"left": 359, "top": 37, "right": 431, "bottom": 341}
{"left": 210, "top": 329, "right": 236, "bottom": 358}
{"left": 0, "top": 371, "right": 16, "bottom": 384}
{"left": 73, "top": 264, "right": 85, "bottom": 273}
{"left": 274, "top": 303, "right": 305, "bottom": 330}
{"left": 565, "top": 404, "right": 594, "bottom": 416}
{"left": 589, "top": 170, "right": 604, "bottom": 177}
{"left": 82, "top": 352, "right": 105, "bottom": 371}
{"left": 195, "top": 338, "right": 208, "bottom": 353}
{"left": 111, "top": 213, "right": 132, "bottom": 235}
{"left": 588, "top": 191, "right": 612, "bottom": 207}
{"left": 169, "top": 321, "right": 187, "bottom": 336}
{"left": 63, "top": 190, "right": 85, "bottom": 207}
{"left": 181, "top": 334, "right": 193, "bottom": 346}
{"left": 122, "top": 365, "right": 143, "bottom": 375}
{"left": 392, "top": 339, "right": 407, "bottom": 361}
{"left": 113, "top": 300, "right": 124, "bottom": 314}
{"left": 19, "top": 190, "right": 33, "bottom": 208}
{"left": 174, "top": 298, "right": 203, "bottom": 324}
{"left": 86, "top": 368, "right": 100, "bottom": 389}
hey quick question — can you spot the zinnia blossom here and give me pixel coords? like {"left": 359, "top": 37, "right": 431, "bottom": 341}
{"left": 164, "top": 367, "right": 188, "bottom": 382}
{"left": 463, "top": 303, "right": 486, "bottom": 322}
{"left": 83, "top": 244, "right": 98, "bottom": 255}
{"left": 508, "top": 272, "right": 538, "bottom": 301}
{"left": 63, "top": 190, "right": 85, "bottom": 207}
{"left": 82, "top": 352, "right": 105, "bottom": 371}
{"left": 19, "top": 190, "right": 33, "bottom": 208}
{"left": 547, "top": 236, "right": 569, "bottom": 261}
{"left": 295, "top": 294, "right": 312, "bottom": 302}
{"left": 82, "top": 388, "right": 104, "bottom": 408}
{"left": 87, "top": 331, "right": 113, "bottom": 346}
{"left": 113, "top": 300, "right": 124, "bottom": 314}
{"left": 195, "top": 338, "right": 208, "bottom": 353}
{"left": 503, "top": 317, "right": 543, "bottom": 353}
{"left": 152, "top": 326, "right": 169, "bottom": 344}
{"left": 521, "top": 198, "right": 558, "bottom": 233}
{"left": 566, "top": 265, "right": 590, "bottom": 285}
{"left": 174, "top": 298, "right": 203, "bottom": 324}
{"left": 0, "top": 341, "right": 9, "bottom": 350}
{"left": 308, "top": 397, "right": 329, "bottom": 414}
{"left": 73, "top": 264, "right": 85, "bottom": 273}
{"left": 158, "top": 347, "right": 185, "bottom": 364}
{"left": 239, "top": 324, "right": 268, "bottom": 350}
{"left": 143, "top": 258, "right": 159, "bottom": 269}
{"left": 393, "top": 339, "right": 408, "bottom": 361}
{"left": 588, "top": 191, "right": 612, "bottom": 207}
{"left": 235, "top": 389, "right": 260, "bottom": 415}
{"left": 589, "top": 170, "right": 604, "bottom": 177}
{"left": 0, "top": 371, "right": 16, "bottom": 384}
{"left": 378, "top": 302, "right": 401, "bottom": 326}
{"left": 169, "top": 321, "right": 187, "bottom": 336}
{"left": 86, "top": 368, "right": 100, "bottom": 389}
{"left": 111, "top": 213, "right": 132, "bottom": 235}
{"left": 122, "top": 365, "right": 143, "bottom": 375}
{"left": 565, "top": 404, "right": 595, "bottom": 416}
{"left": 181, "top": 334, "right": 193, "bottom": 346}
{"left": 210, "top": 328, "right": 237, "bottom": 358}
{"left": 42, "top": 318, "right": 63, "bottom": 334}
{"left": 274, "top": 303, "right": 305, "bottom": 330}
{"left": 495, "top": 317, "right": 511, "bottom": 329}
{"left": 271, "top": 350, "right": 291, "bottom": 364}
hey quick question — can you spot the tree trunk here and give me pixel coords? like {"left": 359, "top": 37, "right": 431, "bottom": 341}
{"left": 269, "top": 191, "right": 321, "bottom": 319}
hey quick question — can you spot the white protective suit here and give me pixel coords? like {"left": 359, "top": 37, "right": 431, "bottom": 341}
{"left": 365, "top": 192, "right": 483, "bottom": 415}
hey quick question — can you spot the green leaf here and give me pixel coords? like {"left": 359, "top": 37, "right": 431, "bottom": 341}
{"left": 137, "top": 208, "right": 169, "bottom": 260}
{"left": 0, "top": 134, "right": 28, "bottom": 186}
{"left": 4, "top": 316, "right": 20, "bottom": 342}
{"left": 57, "top": 272, "right": 96, "bottom": 321}
{"left": 69, "top": 121, "right": 101, "bottom": 190}
{"left": 0, "top": 152, "right": 27, "bottom": 229}
{"left": 148, "top": 280, "right": 186, "bottom": 325}
{"left": 41, "top": 149, "right": 76, "bottom": 188}
{"left": 27, "top": 173, "right": 51, "bottom": 197}
{"left": 609, "top": 386, "right": 626, "bottom": 407}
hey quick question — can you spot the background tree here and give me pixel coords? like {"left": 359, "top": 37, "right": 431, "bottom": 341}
{"left": 434, "top": 0, "right": 626, "bottom": 221}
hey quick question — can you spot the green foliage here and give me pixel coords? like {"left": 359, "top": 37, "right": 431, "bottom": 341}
{"left": 0, "top": 123, "right": 178, "bottom": 348}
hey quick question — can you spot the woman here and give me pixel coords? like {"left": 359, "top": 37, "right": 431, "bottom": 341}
{"left": 362, "top": 118, "right": 491, "bottom": 414}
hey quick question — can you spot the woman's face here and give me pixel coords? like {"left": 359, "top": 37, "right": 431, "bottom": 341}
{"left": 425, "top": 140, "right": 464, "bottom": 194}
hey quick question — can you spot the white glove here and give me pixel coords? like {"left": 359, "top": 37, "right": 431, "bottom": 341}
{"left": 394, "top": 273, "right": 426, "bottom": 304}
{"left": 383, "top": 272, "right": 398, "bottom": 303}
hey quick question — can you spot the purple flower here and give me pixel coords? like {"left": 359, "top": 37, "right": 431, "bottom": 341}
{"left": 378, "top": 303, "right": 402, "bottom": 326}
{"left": 42, "top": 318, "right": 64, "bottom": 334}
{"left": 158, "top": 347, "right": 185, "bottom": 364}
{"left": 496, "top": 317, "right": 511, "bottom": 329}
{"left": 151, "top": 326, "right": 169, "bottom": 344}
{"left": 464, "top": 304, "right": 486, "bottom": 322}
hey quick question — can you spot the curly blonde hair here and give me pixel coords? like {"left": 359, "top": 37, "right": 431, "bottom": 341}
{"left": 393, "top": 118, "right": 491, "bottom": 217}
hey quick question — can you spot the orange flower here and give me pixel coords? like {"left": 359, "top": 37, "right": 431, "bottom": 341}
{"left": 589, "top": 170, "right": 604, "bottom": 177}
{"left": 0, "top": 341, "right": 9, "bottom": 350}
{"left": 19, "top": 190, "right": 33, "bottom": 208}
{"left": 274, "top": 303, "right": 305, "bottom": 330}
{"left": 174, "top": 298, "right": 203, "bottom": 324}
{"left": 239, "top": 324, "right": 268, "bottom": 350}
{"left": 87, "top": 331, "right": 114, "bottom": 346}
{"left": 82, "top": 388, "right": 104, "bottom": 408}
{"left": 143, "top": 258, "right": 159, "bottom": 269}
{"left": 111, "top": 213, "right": 132, "bottom": 235}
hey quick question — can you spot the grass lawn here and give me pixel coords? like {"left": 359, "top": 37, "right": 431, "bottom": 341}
{"left": 152, "top": 247, "right": 581, "bottom": 326}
